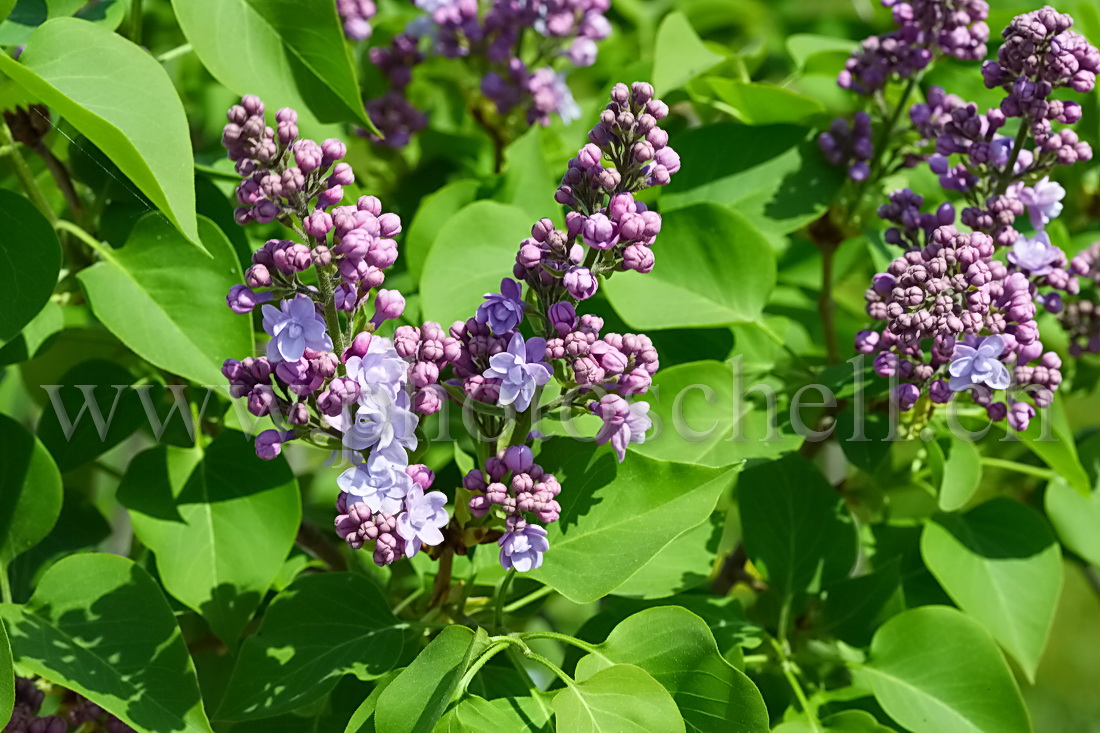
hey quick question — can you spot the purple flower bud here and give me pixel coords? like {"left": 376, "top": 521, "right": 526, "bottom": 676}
{"left": 371, "top": 289, "right": 406, "bottom": 327}
{"left": 293, "top": 139, "right": 323, "bottom": 173}
{"left": 247, "top": 384, "right": 276, "bottom": 416}
{"left": 289, "top": 402, "right": 309, "bottom": 425}
{"left": 563, "top": 267, "right": 598, "bottom": 300}
{"left": 503, "top": 445, "right": 534, "bottom": 474}
{"left": 549, "top": 301, "right": 578, "bottom": 335}
{"left": 255, "top": 429, "right": 287, "bottom": 460}
{"left": 622, "top": 244, "right": 655, "bottom": 273}
{"left": 227, "top": 285, "right": 273, "bottom": 314}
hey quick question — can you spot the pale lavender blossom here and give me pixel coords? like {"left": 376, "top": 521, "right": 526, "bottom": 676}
{"left": 482, "top": 332, "right": 552, "bottom": 412}
{"left": 499, "top": 521, "right": 549, "bottom": 572}
{"left": 593, "top": 394, "right": 652, "bottom": 462}
{"left": 1008, "top": 231, "right": 1061, "bottom": 275}
{"left": 948, "top": 334, "right": 1011, "bottom": 392}
{"left": 337, "top": 451, "right": 412, "bottom": 515}
{"left": 261, "top": 296, "right": 332, "bottom": 363}
{"left": 344, "top": 335, "right": 407, "bottom": 397}
{"left": 342, "top": 389, "right": 419, "bottom": 461}
{"left": 1018, "top": 177, "right": 1065, "bottom": 230}
{"left": 396, "top": 485, "right": 449, "bottom": 557}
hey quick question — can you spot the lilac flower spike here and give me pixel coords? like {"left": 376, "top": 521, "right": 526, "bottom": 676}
{"left": 342, "top": 390, "right": 419, "bottom": 461}
{"left": 477, "top": 278, "right": 527, "bottom": 335}
{"left": 1008, "top": 231, "right": 1061, "bottom": 276}
{"left": 396, "top": 485, "right": 449, "bottom": 557}
{"left": 338, "top": 452, "right": 412, "bottom": 515}
{"left": 499, "top": 521, "right": 550, "bottom": 572}
{"left": 1018, "top": 177, "right": 1065, "bottom": 230}
{"left": 482, "top": 332, "right": 552, "bottom": 412}
{"left": 948, "top": 335, "right": 1011, "bottom": 392}
{"left": 261, "top": 296, "right": 332, "bottom": 363}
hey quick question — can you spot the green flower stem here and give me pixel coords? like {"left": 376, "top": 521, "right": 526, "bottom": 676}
{"left": 314, "top": 264, "right": 346, "bottom": 356}
{"left": 1, "top": 120, "right": 56, "bottom": 224}
{"left": 494, "top": 569, "right": 516, "bottom": 630}
{"left": 457, "top": 639, "right": 515, "bottom": 696}
{"left": 0, "top": 561, "right": 11, "bottom": 603}
{"left": 54, "top": 219, "right": 110, "bottom": 258}
{"left": 769, "top": 636, "right": 821, "bottom": 731}
{"left": 995, "top": 121, "right": 1031, "bottom": 196}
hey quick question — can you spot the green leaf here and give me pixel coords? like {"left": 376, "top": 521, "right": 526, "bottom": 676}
{"left": 701, "top": 79, "right": 824, "bottom": 125}
{"left": 344, "top": 673, "right": 395, "bottom": 733}
{"left": 492, "top": 125, "right": 558, "bottom": 223}
{"left": 920, "top": 498, "right": 1062, "bottom": 681}
{"left": 77, "top": 214, "right": 253, "bottom": 386}
{"left": 171, "top": 0, "right": 371, "bottom": 128}
{"left": 376, "top": 626, "right": 489, "bottom": 733}
{"left": 652, "top": 11, "right": 723, "bottom": 94}
{"left": 406, "top": 180, "right": 481, "bottom": 282}
{"left": 611, "top": 513, "right": 722, "bottom": 599}
{"left": 0, "top": 0, "right": 126, "bottom": 46}
{"left": 419, "top": 201, "right": 532, "bottom": 329}
{"left": 0, "top": 617, "right": 12, "bottom": 727}
{"left": 118, "top": 431, "right": 301, "bottom": 645}
{"left": 552, "top": 664, "right": 685, "bottom": 733}
{"left": 661, "top": 122, "right": 844, "bottom": 235}
{"left": 0, "top": 18, "right": 200, "bottom": 246}
{"left": 1009, "top": 397, "right": 1090, "bottom": 496}
{"left": 0, "top": 190, "right": 60, "bottom": 345}
{"left": 821, "top": 559, "right": 903, "bottom": 648}
{"left": 575, "top": 607, "right": 768, "bottom": 733}
{"left": 737, "top": 453, "right": 857, "bottom": 595}
{"left": 0, "top": 553, "right": 214, "bottom": 732}
{"left": 773, "top": 710, "right": 894, "bottom": 732}
{"left": 530, "top": 440, "right": 737, "bottom": 603}
{"left": 1045, "top": 477, "right": 1100, "bottom": 566}
{"left": 632, "top": 360, "right": 798, "bottom": 467}
{"left": 436, "top": 694, "right": 552, "bottom": 732}
{"left": 785, "top": 34, "right": 854, "bottom": 76}
{"left": 35, "top": 359, "right": 145, "bottom": 471}
{"left": 0, "top": 413, "right": 62, "bottom": 565}
{"left": 603, "top": 205, "right": 776, "bottom": 329}
{"left": 218, "top": 573, "right": 405, "bottom": 720}
{"left": 861, "top": 606, "right": 1031, "bottom": 733}
{"left": 0, "top": 300, "right": 63, "bottom": 366}
{"left": 929, "top": 436, "right": 982, "bottom": 512}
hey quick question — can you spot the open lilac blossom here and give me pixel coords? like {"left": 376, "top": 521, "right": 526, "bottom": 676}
{"left": 395, "top": 485, "right": 449, "bottom": 557}
{"left": 342, "top": 389, "right": 419, "bottom": 461}
{"left": 482, "top": 332, "right": 552, "bottom": 412}
{"left": 344, "top": 335, "right": 407, "bottom": 398}
{"left": 1008, "top": 231, "right": 1061, "bottom": 276}
{"left": 499, "top": 520, "right": 550, "bottom": 572}
{"left": 261, "top": 296, "right": 332, "bottom": 363}
{"left": 593, "top": 394, "right": 652, "bottom": 462}
{"left": 477, "top": 277, "right": 527, "bottom": 335}
{"left": 1018, "top": 177, "right": 1065, "bottom": 229}
{"left": 338, "top": 452, "right": 412, "bottom": 515}
{"left": 948, "top": 335, "right": 1012, "bottom": 392}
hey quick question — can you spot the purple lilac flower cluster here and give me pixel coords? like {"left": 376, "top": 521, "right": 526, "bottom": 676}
{"left": 337, "top": 0, "right": 376, "bottom": 41}
{"left": 1059, "top": 244, "right": 1100, "bottom": 356}
{"left": 839, "top": 0, "right": 990, "bottom": 96}
{"left": 4, "top": 679, "right": 134, "bottom": 733}
{"left": 220, "top": 95, "right": 454, "bottom": 568}
{"left": 857, "top": 225, "right": 1063, "bottom": 429}
{"left": 359, "top": 0, "right": 610, "bottom": 147}
{"left": 386, "top": 82, "right": 669, "bottom": 571}
{"left": 818, "top": 112, "right": 874, "bottom": 181}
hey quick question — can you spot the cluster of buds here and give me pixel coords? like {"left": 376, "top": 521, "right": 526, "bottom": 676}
{"left": 336, "top": 0, "right": 376, "bottom": 41}
{"left": 839, "top": 0, "right": 990, "bottom": 95}
{"left": 359, "top": 0, "right": 610, "bottom": 148}
{"left": 5, "top": 678, "right": 134, "bottom": 733}
{"left": 818, "top": 112, "right": 874, "bottom": 181}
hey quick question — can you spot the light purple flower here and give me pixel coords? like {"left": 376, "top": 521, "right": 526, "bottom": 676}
{"left": 593, "top": 394, "right": 651, "bottom": 462}
{"left": 499, "top": 522, "right": 549, "bottom": 572}
{"left": 261, "top": 296, "right": 333, "bottom": 363}
{"left": 482, "top": 332, "right": 552, "bottom": 412}
{"left": 1008, "top": 231, "right": 1060, "bottom": 276}
{"left": 476, "top": 278, "right": 527, "bottom": 335}
{"left": 396, "top": 485, "right": 449, "bottom": 557}
{"left": 338, "top": 451, "right": 412, "bottom": 515}
{"left": 342, "top": 389, "right": 419, "bottom": 461}
{"left": 948, "top": 334, "right": 1011, "bottom": 392}
{"left": 344, "top": 335, "right": 407, "bottom": 397}
{"left": 1018, "top": 177, "right": 1065, "bottom": 230}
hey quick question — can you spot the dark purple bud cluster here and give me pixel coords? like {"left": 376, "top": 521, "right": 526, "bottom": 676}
{"left": 337, "top": 0, "right": 376, "bottom": 41}
{"left": 4, "top": 679, "right": 135, "bottom": 733}
{"left": 1059, "top": 243, "right": 1100, "bottom": 356}
{"left": 857, "top": 225, "right": 1061, "bottom": 429}
{"left": 818, "top": 112, "right": 874, "bottom": 181}
{"left": 360, "top": 0, "right": 610, "bottom": 148}
{"left": 839, "top": 0, "right": 990, "bottom": 94}
{"left": 878, "top": 188, "right": 956, "bottom": 249}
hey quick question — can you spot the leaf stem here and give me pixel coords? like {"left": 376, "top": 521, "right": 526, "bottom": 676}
{"left": 457, "top": 639, "right": 514, "bottom": 695}
{"left": 156, "top": 43, "right": 193, "bottom": 63}
{"left": 769, "top": 636, "right": 820, "bottom": 731}
{"left": 0, "top": 120, "right": 56, "bottom": 224}
{"left": 518, "top": 630, "right": 598, "bottom": 654}
{"left": 54, "top": 219, "right": 110, "bottom": 258}
{"left": 0, "top": 561, "right": 11, "bottom": 603}
{"left": 504, "top": 584, "right": 554, "bottom": 614}
{"left": 818, "top": 241, "right": 840, "bottom": 364}
{"left": 128, "top": 0, "right": 143, "bottom": 45}
{"left": 978, "top": 456, "right": 1053, "bottom": 481}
